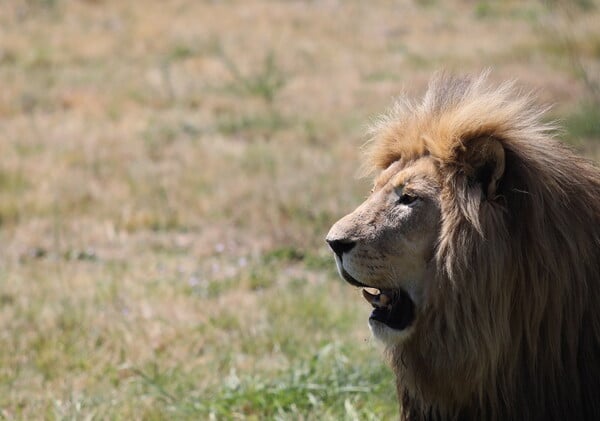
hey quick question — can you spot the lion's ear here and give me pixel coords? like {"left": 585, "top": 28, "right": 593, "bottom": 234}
{"left": 463, "top": 137, "right": 505, "bottom": 199}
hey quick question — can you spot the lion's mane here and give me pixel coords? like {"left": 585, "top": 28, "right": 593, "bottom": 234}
{"left": 365, "top": 73, "right": 600, "bottom": 420}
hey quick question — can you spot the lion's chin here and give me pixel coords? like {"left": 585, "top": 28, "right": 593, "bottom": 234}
{"left": 363, "top": 287, "right": 416, "bottom": 345}
{"left": 369, "top": 317, "right": 415, "bottom": 345}
{"left": 334, "top": 255, "right": 417, "bottom": 342}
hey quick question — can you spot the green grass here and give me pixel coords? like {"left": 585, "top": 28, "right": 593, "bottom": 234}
{"left": 195, "top": 344, "right": 397, "bottom": 420}
{"left": 215, "top": 111, "right": 289, "bottom": 136}
{"left": 0, "top": 256, "right": 397, "bottom": 419}
{"left": 564, "top": 103, "right": 600, "bottom": 140}
{"left": 39, "top": 344, "right": 396, "bottom": 420}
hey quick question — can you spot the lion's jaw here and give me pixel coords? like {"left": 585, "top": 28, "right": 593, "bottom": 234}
{"left": 326, "top": 157, "right": 441, "bottom": 346}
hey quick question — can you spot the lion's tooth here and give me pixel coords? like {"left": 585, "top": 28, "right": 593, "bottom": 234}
{"left": 362, "top": 288, "right": 377, "bottom": 303}
{"left": 364, "top": 287, "right": 380, "bottom": 296}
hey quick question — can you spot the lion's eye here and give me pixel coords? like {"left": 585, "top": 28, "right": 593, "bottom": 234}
{"left": 398, "top": 193, "right": 417, "bottom": 205}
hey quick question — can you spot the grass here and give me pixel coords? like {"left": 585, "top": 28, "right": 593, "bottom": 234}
{"left": 196, "top": 344, "right": 397, "bottom": 420}
{"left": 0, "top": 0, "right": 599, "bottom": 419}
{"left": 564, "top": 103, "right": 600, "bottom": 140}
{"left": 219, "top": 50, "right": 287, "bottom": 105}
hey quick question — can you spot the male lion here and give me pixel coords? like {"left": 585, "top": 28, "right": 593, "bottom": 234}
{"left": 326, "top": 73, "right": 600, "bottom": 420}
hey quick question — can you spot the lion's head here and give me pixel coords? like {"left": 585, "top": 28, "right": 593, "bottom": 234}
{"left": 326, "top": 73, "right": 600, "bottom": 420}
{"left": 326, "top": 156, "right": 441, "bottom": 344}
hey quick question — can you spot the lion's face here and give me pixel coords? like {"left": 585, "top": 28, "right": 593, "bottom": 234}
{"left": 326, "top": 157, "right": 441, "bottom": 344}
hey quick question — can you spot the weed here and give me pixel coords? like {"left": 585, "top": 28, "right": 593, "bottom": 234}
{"left": 414, "top": 0, "right": 437, "bottom": 7}
{"left": 219, "top": 50, "right": 287, "bottom": 104}
{"left": 215, "top": 111, "right": 288, "bottom": 136}
{"left": 263, "top": 246, "right": 305, "bottom": 264}
{"left": 474, "top": 1, "right": 495, "bottom": 19}
{"left": 247, "top": 269, "right": 275, "bottom": 290}
{"left": 167, "top": 43, "right": 197, "bottom": 61}
{"left": 545, "top": 0, "right": 596, "bottom": 12}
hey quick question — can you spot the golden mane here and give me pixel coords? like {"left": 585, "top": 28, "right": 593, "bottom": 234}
{"left": 365, "top": 73, "right": 600, "bottom": 420}
{"left": 364, "top": 72, "right": 552, "bottom": 172}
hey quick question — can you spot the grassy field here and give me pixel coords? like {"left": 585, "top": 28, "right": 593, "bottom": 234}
{"left": 0, "top": 0, "right": 599, "bottom": 419}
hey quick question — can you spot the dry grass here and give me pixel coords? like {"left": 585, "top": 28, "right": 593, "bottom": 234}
{"left": 0, "top": 0, "right": 599, "bottom": 419}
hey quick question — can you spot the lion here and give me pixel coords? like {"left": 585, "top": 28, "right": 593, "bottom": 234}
{"left": 326, "top": 72, "right": 600, "bottom": 420}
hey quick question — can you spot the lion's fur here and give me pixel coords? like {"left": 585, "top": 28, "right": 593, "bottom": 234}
{"left": 364, "top": 73, "right": 600, "bottom": 420}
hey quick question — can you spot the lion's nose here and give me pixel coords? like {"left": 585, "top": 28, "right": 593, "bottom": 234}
{"left": 326, "top": 238, "right": 356, "bottom": 257}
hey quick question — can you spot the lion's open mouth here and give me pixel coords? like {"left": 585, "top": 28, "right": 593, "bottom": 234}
{"left": 362, "top": 287, "right": 415, "bottom": 331}
{"left": 339, "top": 266, "right": 415, "bottom": 331}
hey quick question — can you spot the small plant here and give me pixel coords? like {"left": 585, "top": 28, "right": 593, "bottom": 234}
{"left": 215, "top": 111, "right": 287, "bottom": 136}
{"left": 27, "top": 0, "right": 58, "bottom": 10}
{"left": 218, "top": 49, "right": 286, "bottom": 105}
{"left": 167, "top": 43, "right": 196, "bottom": 61}
{"left": 474, "top": 1, "right": 495, "bottom": 19}
{"left": 544, "top": 0, "right": 595, "bottom": 12}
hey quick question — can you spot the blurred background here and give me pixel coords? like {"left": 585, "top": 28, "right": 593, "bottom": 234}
{"left": 0, "top": 0, "right": 599, "bottom": 418}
